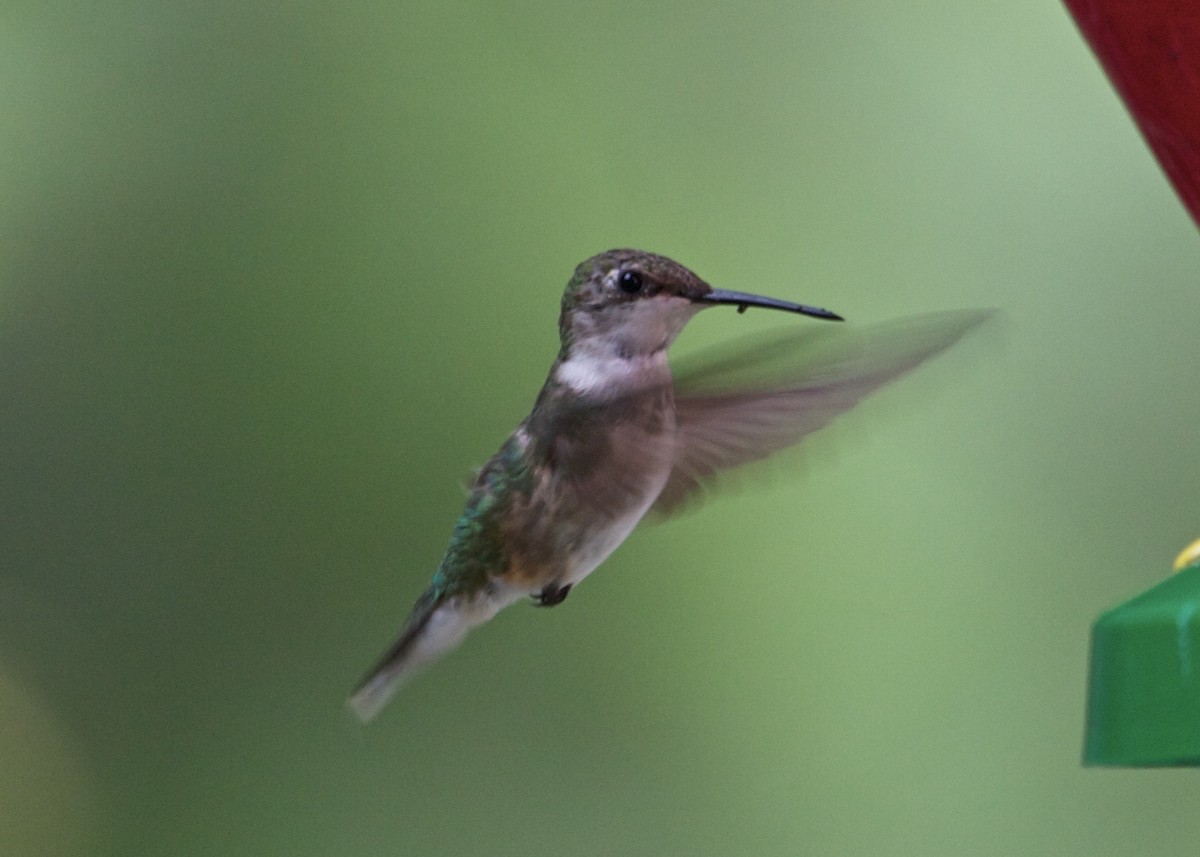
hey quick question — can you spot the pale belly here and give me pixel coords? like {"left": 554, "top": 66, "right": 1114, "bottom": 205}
{"left": 560, "top": 465, "right": 670, "bottom": 587}
{"left": 510, "top": 356, "right": 678, "bottom": 594}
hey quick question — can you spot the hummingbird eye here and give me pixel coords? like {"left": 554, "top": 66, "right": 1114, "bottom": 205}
{"left": 617, "top": 270, "right": 644, "bottom": 294}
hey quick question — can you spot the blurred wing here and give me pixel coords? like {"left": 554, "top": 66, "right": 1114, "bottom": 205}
{"left": 652, "top": 310, "right": 993, "bottom": 516}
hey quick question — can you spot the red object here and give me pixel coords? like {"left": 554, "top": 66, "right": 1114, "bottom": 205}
{"left": 1063, "top": 1, "right": 1200, "bottom": 229}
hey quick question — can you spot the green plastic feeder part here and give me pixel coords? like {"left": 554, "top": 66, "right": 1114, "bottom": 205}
{"left": 1084, "top": 541, "right": 1200, "bottom": 766}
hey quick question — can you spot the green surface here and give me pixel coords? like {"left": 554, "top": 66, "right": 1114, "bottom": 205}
{"left": 3, "top": 1, "right": 1200, "bottom": 855}
{"left": 1085, "top": 565, "right": 1200, "bottom": 766}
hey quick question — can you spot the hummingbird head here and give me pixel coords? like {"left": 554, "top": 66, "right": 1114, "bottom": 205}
{"left": 558, "top": 249, "right": 842, "bottom": 361}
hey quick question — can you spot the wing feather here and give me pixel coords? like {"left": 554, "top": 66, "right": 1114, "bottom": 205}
{"left": 653, "top": 310, "right": 993, "bottom": 515}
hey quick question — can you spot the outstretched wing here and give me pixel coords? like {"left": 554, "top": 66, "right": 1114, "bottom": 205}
{"left": 652, "top": 310, "right": 992, "bottom": 515}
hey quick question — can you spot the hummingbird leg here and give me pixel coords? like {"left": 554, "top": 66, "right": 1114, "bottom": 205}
{"left": 534, "top": 582, "right": 572, "bottom": 607}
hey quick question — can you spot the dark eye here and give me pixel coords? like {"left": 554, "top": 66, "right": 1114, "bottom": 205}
{"left": 618, "top": 270, "right": 643, "bottom": 294}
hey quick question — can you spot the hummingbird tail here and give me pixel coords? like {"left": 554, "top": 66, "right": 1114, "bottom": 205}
{"left": 348, "top": 589, "right": 470, "bottom": 722}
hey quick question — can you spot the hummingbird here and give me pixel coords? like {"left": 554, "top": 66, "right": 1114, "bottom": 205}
{"left": 349, "top": 248, "right": 988, "bottom": 721}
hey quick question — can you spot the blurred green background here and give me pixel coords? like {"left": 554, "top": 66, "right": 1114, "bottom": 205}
{"left": 3, "top": 1, "right": 1199, "bottom": 855}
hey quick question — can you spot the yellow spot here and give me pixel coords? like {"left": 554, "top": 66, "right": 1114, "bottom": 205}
{"left": 1173, "top": 537, "right": 1200, "bottom": 572}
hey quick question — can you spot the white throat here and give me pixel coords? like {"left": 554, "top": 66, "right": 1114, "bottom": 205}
{"left": 555, "top": 345, "right": 671, "bottom": 397}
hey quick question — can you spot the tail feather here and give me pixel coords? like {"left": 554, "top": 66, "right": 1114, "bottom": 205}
{"left": 348, "top": 589, "right": 470, "bottom": 722}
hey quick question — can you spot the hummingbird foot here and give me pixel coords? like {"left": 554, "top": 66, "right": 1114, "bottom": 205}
{"left": 533, "top": 583, "right": 572, "bottom": 607}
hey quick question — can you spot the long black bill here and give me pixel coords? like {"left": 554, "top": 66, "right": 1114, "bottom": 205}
{"left": 700, "top": 288, "right": 844, "bottom": 321}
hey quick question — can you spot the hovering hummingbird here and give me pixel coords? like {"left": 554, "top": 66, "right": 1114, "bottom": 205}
{"left": 349, "top": 249, "right": 987, "bottom": 721}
